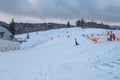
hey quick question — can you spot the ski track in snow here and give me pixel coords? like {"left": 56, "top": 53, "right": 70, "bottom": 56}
{"left": 94, "top": 59, "right": 120, "bottom": 70}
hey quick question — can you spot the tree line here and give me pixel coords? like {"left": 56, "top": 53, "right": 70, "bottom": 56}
{"left": 0, "top": 19, "right": 118, "bottom": 37}
{"left": 67, "top": 19, "right": 112, "bottom": 29}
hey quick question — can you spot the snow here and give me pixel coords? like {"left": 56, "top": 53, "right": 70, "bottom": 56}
{"left": 0, "top": 27, "right": 120, "bottom": 80}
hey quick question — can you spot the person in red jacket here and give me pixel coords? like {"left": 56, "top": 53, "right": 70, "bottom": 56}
{"left": 112, "top": 33, "right": 116, "bottom": 41}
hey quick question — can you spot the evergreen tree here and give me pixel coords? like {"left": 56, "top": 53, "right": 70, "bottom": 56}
{"left": 76, "top": 19, "right": 86, "bottom": 28}
{"left": 9, "top": 19, "right": 16, "bottom": 38}
{"left": 76, "top": 20, "right": 81, "bottom": 27}
{"left": 67, "top": 21, "right": 70, "bottom": 27}
{"left": 81, "top": 19, "right": 84, "bottom": 27}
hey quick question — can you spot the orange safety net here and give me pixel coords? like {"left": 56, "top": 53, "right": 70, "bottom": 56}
{"left": 85, "top": 33, "right": 120, "bottom": 44}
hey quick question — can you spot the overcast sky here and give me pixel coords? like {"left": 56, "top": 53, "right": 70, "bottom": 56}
{"left": 0, "top": 0, "right": 120, "bottom": 25}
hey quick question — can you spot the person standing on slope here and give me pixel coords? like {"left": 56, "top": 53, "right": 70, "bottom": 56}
{"left": 75, "top": 38, "right": 79, "bottom": 46}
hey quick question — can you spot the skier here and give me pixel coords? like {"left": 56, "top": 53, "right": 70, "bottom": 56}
{"left": 75, "top": 38, "right": 79, "bottom": 46}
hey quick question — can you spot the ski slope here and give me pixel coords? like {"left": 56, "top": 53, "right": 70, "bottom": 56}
{"left": 0, "top": 27, "right": 120, "bottom": 80}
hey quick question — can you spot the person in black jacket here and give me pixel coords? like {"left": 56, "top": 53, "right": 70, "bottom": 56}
{"left": 75, "top": 38, "right": 79, "bottom": 46}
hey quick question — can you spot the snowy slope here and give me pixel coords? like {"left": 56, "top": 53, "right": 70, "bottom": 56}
{"left": 0, "top": 27, "right": 120, "bottom": 80}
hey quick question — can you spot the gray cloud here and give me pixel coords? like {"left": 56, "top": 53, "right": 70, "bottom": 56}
{"left": 0, "top": 0, "right": 120, "bottom": 24}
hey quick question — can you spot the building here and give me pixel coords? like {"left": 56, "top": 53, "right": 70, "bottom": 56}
{"left": 0, "top": 25, "right": 20, "bottom": 52}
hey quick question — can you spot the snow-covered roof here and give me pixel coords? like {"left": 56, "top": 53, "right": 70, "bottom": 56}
{"left": 0, "top": 26, "right": 13, "bottom": 40}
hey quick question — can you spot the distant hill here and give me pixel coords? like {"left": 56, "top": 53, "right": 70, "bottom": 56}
{"left": 0, "top": 21, "right": 9, "bottom": 28}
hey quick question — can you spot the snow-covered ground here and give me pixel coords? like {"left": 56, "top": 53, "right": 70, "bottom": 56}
{"left": 0, "top": 27, "right": 120, "bottom": 80}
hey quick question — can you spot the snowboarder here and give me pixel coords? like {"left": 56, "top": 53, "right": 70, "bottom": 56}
{"left": 75, "top": 38, "right": 79, "bottom": 46}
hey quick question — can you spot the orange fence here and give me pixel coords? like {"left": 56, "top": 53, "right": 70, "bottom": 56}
{"left": 84, "top": 33, "right": 120, "bottom": 43}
